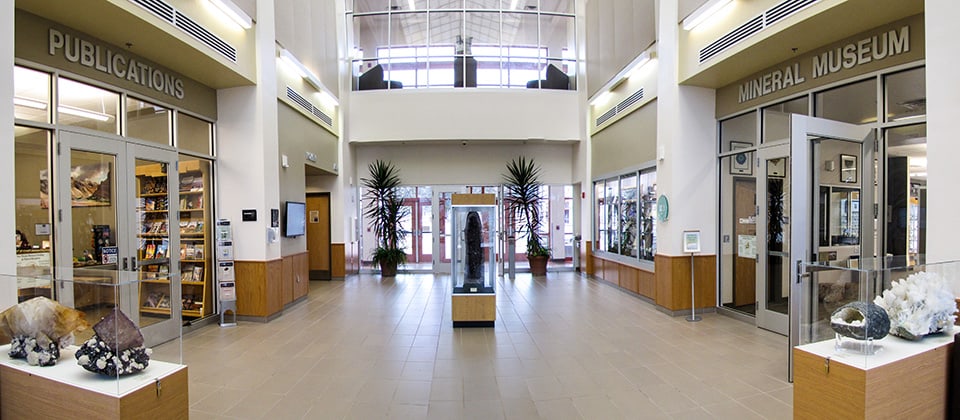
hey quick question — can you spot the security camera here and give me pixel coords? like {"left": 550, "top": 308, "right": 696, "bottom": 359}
{"left": 461, "top": 141, "right": 467, "bottom": 146}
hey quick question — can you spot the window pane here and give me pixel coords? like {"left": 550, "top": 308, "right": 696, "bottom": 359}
{"left": 620, "top": 174, "right": 638, "bottom": 257}
{"left": 176, "top": 113, "right": 212, "bottom": 155}
{"left": 431, "top": 0, "right": 463, "bottom": 9}
{"left": 639, "top": 169, "right": 657, "bottom": 261}
{"left": 884, "top": 67, "right": 925, "bottom": 122}
{"left": 126, "top": 97, "right": 171, "bottom": 146}
{"left": 540, "top": 0, "right": 574, "bottom": 14}
{"left": 58, "top": 78, "right": 119, "bottom": 134}
{"left": 594, "top": 181, "right": 604, "bottom": 251}
{"left": 15, "top": 126, "right": 53, "bottom": 285}
{"left": 354, "top": 0, "right": 390, "bottom": 13}
{"left": 14, "top": 66, "right": 50, "bottom": 123}
{"left": 720, "top": 111, "right": 757, "bottom": 152}
{"left": 465, "top": 0, "right": 500, "bottom": 8}
{"left": 604, "top": 178, "right": 619, "bottom": 253}
{"left": 815, "top": 78, "right": 877, "bottom": 124}
{"left": 762, "top": 96, "right": 808, "bottom": 143}
{"left": 885, "top": 123, "right": 926, "bottom": 257}
{"left": 541, "top": 15, "right": 573, "bottom": 59}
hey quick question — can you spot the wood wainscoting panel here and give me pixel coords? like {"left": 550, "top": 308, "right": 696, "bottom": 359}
{"left": 583, "top": 241, "right": 594, "bottom": 274}
{"left": 331, "top": 243, "right": 346, "bottom": 278}
{"left": 618, "top": 265, "right": 639, "bottom": 294}
{"left": 235, "top": 259, "right": 284, "bottom": 318}
{"left": 293, "top": 252, "right": 309, "bottom": 299}
{"left": 638, "top": 269, "right": 656, "bottom": 298}
{"left": 655, "top": 254, "right": 716, "bottom": 311}
{"left": 601, "top": 259, "right": 619, "bottom": 287}
{"left": 281, "top": 256, "right": 294, "bottom": 305}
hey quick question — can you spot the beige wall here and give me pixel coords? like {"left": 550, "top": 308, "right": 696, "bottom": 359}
{"left": 584, "top": 0, "right": 655, "bottom": 98}
{"left": 275, "top": 0, "right": 340, "bottom": 98}
{"left": 591, "top": 101, "right": 658, "bottom": 177}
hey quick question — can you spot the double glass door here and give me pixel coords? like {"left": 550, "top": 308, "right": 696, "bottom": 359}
{"left": 55, "top": 131, "right": 180, "bottom": 346}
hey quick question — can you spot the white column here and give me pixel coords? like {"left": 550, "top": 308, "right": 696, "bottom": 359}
{"left": 925, "top": 1, "right": 960, "bottom": 264}
{"left": 655, "top": 0, "right": 718, "bottom": 256}
{"left": 216, "top": 0, "right": 280, "bottom": 262}
{"left": 0, "top": 0, "right": 16, "bottom": 308}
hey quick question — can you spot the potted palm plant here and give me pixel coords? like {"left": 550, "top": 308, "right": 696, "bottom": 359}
{"left": 362, "top": 160, "right": 409, "bottom": 277}
{"left": 503, "top": 156, "right": 550, "bottom": 276}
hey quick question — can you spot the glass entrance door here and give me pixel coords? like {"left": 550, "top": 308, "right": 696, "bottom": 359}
{"left": 787, "top": 115, "right": 875, "bottom": 380}
{"left": 400, "top": 187, "right": 434, "bottom": 269}
{"left": 757, "top": 143, "right": 790, "bottom": 334}
{"left": 433, "top": 187, "right": 460, "bottom": 274}
{"left": 57, "top": 131, "right": 180, "bottom": 346}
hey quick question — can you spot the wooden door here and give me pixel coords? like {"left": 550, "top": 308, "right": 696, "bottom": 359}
{"left": 306, "top": 194, "right": 331, "bottom": 279}
{"left": 733, "top": 179, "right": 757, "bottom": 307}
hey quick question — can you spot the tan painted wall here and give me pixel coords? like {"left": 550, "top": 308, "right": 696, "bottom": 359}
{"left": 591, "top": 101, "right": 658, "bottom": 177}
{"left": 584, "top": 0, "right": 655, "bottom": 98}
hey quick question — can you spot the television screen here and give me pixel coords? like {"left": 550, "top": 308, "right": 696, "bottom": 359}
{"left": 284, "top": 201, "right": 306, "bottom": 237}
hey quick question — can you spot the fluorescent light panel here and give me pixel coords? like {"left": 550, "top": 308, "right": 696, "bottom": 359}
{"left": 14, "top": 96, "right": 112, "bottom": 121}
{"left": 510, "top": 0, "right": 519, "bottom": 10}
{"left": 408, "top": 0, "right": 416, "bottom": 10}
{"left": 207, "top": 0, "right": 252, "bottom": 29}
{"left": 682, "top": 0, "right": 733, "bottom": 31}
{"left": 628, "top": 51, "right": 651, "bottom": 79}
{"left": 280, "top": 48, "right": 323, "bottom": 91}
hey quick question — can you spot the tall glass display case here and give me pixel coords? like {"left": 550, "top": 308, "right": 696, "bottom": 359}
{"left": 793, "top": 258, "right": 959, "bottom": 418}
{"left": 450, "top": 194, "right": 497, "bottom": 327}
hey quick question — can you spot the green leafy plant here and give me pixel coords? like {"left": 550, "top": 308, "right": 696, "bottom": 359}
{"left": 503, "top": 156, "right": 550, "bottom": 258}
{"left": 362, "top": 160, "right": 409, "bottom": 272}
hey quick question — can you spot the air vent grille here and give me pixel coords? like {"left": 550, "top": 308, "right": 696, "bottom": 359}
{"left": 596, "top": 108, "right": 617, "bottom": 127}
{"left": 130, "top": 0, "right": 238, "bottom": 63}
{"left": 616, "top": 89, "right": 644, "bottom": 113}
{"left": 131, "top": 0, "right": 173, "bottom": 22}
{"left": 287, "top": 86, "right": 334, "bottom": 128}
{"left": 765, "top": 0, "right": 817, "bottom": 26}
{"left": 175, "top": 12, "right": 238, "bottom": 62}
{"left": 699, "top": 0, "right": 820, "bottom": 64}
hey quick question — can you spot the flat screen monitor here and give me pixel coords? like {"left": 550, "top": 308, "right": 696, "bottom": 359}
{"left": 284, "top": 201, "right": 306, "bottom": 237}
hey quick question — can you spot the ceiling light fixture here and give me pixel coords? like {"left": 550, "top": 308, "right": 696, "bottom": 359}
{"left": 207, "top": 0, "right": 253, "bottom": 29}
{"left": 408, "top": 0, "right": 416, "bottom": 10}
{"left": 628, "top": 51, "right": 652, "bottom": 79}
{"left": 510, "top": 0, "right": 519, "bottom": 10}
{"left": 14, "top": 96, "right": 47, "bottom": 110}
{"left": 58, "top": 104, "right": 112, "bottom": 122}
{"left": 280, "top": 48, "right": 323, "bottom": 91}
{"left": 682, "top": 0, "right": 733, "bottom": 31}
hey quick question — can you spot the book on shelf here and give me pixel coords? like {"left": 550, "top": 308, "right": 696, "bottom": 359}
{"left": 182, "top": 269, "right": 193, "bottom": 282}
{"left": 144, "top": 243, "right": 156, "bottom": 260}
{"left": 185, "top": 245, "right": 196, "bottom": 260}
{"left": 179, "top": 176, "right": 194, "bottom": 192}
{"left": 194, "top": 244, "right": 204, "bottom": 260}
{"left": 157, "top": 239, "right": 169, "bottom": 258}
{"left": 190, "top": 177, "right": 203, "bottom": 191}
{"left": 192, "top": 265, "right": 204, "bottom": 282}
{"left": 179, "top": 244, "right": 187, "bottom": 259}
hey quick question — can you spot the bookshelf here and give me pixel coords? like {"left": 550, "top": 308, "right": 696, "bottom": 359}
{"left": 178, "top": 159, "right": 212, "bottom": 319}
{"left": 135, "top": 164, "right": 174, "bottom": 320}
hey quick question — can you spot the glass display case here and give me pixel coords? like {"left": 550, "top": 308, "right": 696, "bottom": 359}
{"left": 798, "top": 257, "right": 958, "bottom": 363}
{"left": 451, "top": 204, "right": 497, "bottom": 294}
{"left": 619, "top": 174, "right": 638, "bottom": 258}
{"left": 0, "top": 271, "right": 185, "bottom": 417}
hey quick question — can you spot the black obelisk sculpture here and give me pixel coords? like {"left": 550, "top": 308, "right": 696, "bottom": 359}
{"left": 465, "top": 211, "right": 483, "bottom": 287}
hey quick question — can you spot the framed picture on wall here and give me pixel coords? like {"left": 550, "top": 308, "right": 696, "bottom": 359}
{"left": 730, "top": 142, "right": 753, "bottom": 176}
{"left": 682, "top": 230, "right": 701, "bottom": 253}
{"left": 840, "top": 154, "right": 857, "bottom": 183}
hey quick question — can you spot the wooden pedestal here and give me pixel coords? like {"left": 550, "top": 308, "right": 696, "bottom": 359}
{"left": 0, "top": 346, "right": 188, "bottom": 419}
{"left": 452, "top": 294, "right": 495, "bottom": 327}
{"left": 794, "top": 334, "right": 952, "bottom": 419}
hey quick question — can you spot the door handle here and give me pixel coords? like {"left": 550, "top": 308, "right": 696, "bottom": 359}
{"left": 131, "top": 257, "right": 138, "bottom": 271}
{"left": 122, "top": 257, "right": 128, "bottom": 271}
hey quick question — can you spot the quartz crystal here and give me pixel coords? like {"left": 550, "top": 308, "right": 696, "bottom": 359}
{"left": 0, "top": 297, "right": 89, "bottom": 366}
{"left": 830, "top": 301, "right": 890, "bottom": 340}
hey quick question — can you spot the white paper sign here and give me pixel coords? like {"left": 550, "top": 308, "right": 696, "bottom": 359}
{"left": 738, "top": 234, "right": 757, "bottom": 259}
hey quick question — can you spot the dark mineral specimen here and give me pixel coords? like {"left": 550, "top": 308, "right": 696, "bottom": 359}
{"left": 465, "top": 211, "right": 483, "bottom": 284}
{"left": 93, "top": 308, "right": 144, "bottom": 351}
{"left": 75, "top": 309, "right": 151, "bottom": 376}
{"left": 830, "top": 301, "right": 890, "bottom": 340}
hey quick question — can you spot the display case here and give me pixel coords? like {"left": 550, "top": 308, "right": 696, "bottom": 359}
{"left": 450, "top": 195, "right": 497, "bottom": 327}
{"left": 0, "top": 272, "right": 186, "bottom": 419}
{"left": 619, "top": 174, "right": 638, "bottom": 258}
{"left": 794, "top": 258, "right": 959, "bottom": 419}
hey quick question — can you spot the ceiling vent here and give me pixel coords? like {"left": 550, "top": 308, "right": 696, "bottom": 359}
{"left": 130, "top": 0, "right": 238, "bottom": 63}
{"left": 287, "top": 86, "right": 334, "bottom": 128}
{"left": 596, "top": 107, "right": 617, "bottom": 127}
{"left": 699, "top": 0, "right": 820, "bottom": 64}
{"left": 616, "top": 88, "right": 645, "bottom": 113}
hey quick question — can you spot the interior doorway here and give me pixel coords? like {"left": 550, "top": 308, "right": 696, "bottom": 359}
{"left": 306, "top": 193, "right": 331, "bottom": 280}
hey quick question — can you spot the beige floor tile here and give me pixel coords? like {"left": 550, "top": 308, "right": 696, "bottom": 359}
{"left": 701, "top": 400, "right": 765, "bottom": 420}
{"left": 737, "top": 393, "right": 793, "bottom": 420}
{"left": 464, "top": 399, "right": 505, "bottom": 419}
{"left": 395, "top": 380, "right": 432, "bottom": 404}
{"left": 426, "top": 401, "right": 464, "bottom": 419}
{"left": 190, "top": 386, "right": 249, "bottom": 415}
{"left": 640, "top": 383, "right": 699, "bottom": 414}
{"left": 430, "top": 378, "right": 464, "bottom": 401}
{"left": 535, "top": 398, "right": 583, "bottom": 420}
{"left": 388, "top": 403, "right": 429, "bottom": 419}
{"left": 573, "top": 395, "right": 626, "bottom": 419}
{"left": 501, "top": 398, "right": 539, "bottom": 419}
{"left": 463, "top": 376, "right": 501, "bottom": 401}
{"left": 346, "top": 401, "right": 391, "bottom": 419}
{"left": 526, "top": 376, "right": 566, "bottom": 401}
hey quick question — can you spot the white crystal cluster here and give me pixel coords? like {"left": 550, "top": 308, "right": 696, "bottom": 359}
{"left": 9, "top": 335, "right": 60, "bottom": 366}
{"left": 75, "top": 337, "right": 152, "bottom": 376}
{"left": 874, "top": 271, "right": 957, "bottom": 340}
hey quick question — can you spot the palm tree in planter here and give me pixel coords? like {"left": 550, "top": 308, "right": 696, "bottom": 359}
{"left": 503, "top": 156, "right": 550, "bottom": 276}
{"left": 362, "top": 160, "right": 410, "bottom": 277}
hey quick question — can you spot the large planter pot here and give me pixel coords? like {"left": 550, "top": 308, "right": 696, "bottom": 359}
{"left": 528, "top": 255, "right": 548, "bottom": 276}
{"left": 379, "top": 261, "right": 398, "bottom": 277}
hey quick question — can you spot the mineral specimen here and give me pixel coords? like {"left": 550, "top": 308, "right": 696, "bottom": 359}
{"left": 0, "top": 297, "right": 89, "bottom": 366}
{"left": 874, "top": 271, "right": 957, "bottom": 340}
{"left": 465, "top": 211, "right": 483, "bottom": 284}
{"left": 830, "top": 301, "right": 890, "bottom": 340}
{"left": 76, "top": 309, "right": 151, "bottom": 376}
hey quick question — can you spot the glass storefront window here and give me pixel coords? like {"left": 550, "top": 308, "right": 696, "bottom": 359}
{"left": 884, "top": 67, "right": 925, "bottom": 122}
{"left": 178, "top": 155, "right": 214, "bottom": 319}
{"left": 762, "top": 96, "right": 808, "bottom": 143}
{"left": 595, "top": 181, "right": 605, "bottom": 252}
{"left": 15, "top": 126, "right": 54, "bottom": 298}
{"left": 604, "top": 178, "right": 619, "bottom": 254}
{"left": 58, "top": 77, "right": 119, "bottom": 134}
{"left": 126, "top": 97, "right": 171, "bottom": 146}
{"left": 14, "top": 66, "right": 51, "bottom": 123}
{"left": 619, "top": 174, "right": 638, "bottom": 257}
{"left": 720, "top": 111, "right": 757, "bottom": 153}
{"left": 176, "top": 113, "right": 213, "bottom": 155}
{"left": 638, "top": 169, "right": 657, "bottom": 261}
{"left": 884, "top": 123, "right": 927, "bottom": 258}
{"left": 593, "top": 168, "right": 656, "bottom": 262}
{"left": 815, "top": 78, "right": 877, "bottom": 124}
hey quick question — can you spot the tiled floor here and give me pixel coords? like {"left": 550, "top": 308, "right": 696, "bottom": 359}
{"left": 158, "top": 272, "right": 792, "bottom": 419}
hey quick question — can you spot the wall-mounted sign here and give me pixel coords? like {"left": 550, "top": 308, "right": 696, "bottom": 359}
{"left": 657, "top": 195, "right": 669, "bottom": 222}
{"left": 682, "top": 230, "right": 701, "bottom": 254}
{"left": 48, "top": 28, "right": 185, "bottom": 99}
